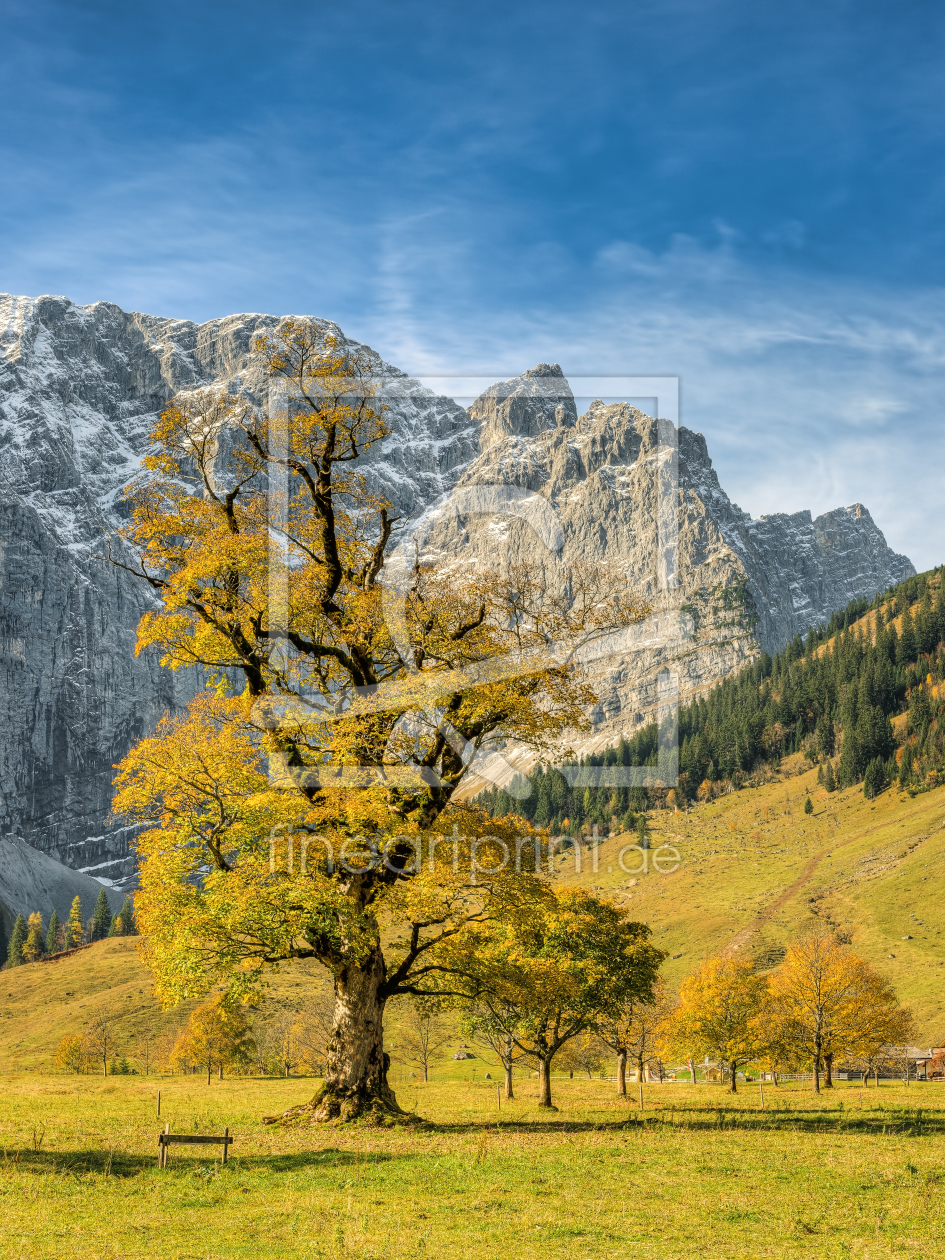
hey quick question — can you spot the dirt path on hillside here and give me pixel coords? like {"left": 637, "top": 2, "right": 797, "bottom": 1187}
{"left": 721, "top": 802, "right": 933, "bottom": 956}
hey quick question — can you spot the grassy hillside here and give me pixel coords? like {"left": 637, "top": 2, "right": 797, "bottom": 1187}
{"left": 4, "top": 572, "right": 945, "bottom": 1071}
{"left": 0, "top": 938, "right": 334, "bottom": 1073}
{"left": 5, "top": 754, "right": 943, "bottom": 1074}
{"left": 555, "top": 757, "right": 945, "bottom": 1043}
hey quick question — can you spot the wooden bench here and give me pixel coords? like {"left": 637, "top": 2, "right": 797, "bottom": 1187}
{"left": 157, "top": 1123, "right": 232, "bottom": 1167}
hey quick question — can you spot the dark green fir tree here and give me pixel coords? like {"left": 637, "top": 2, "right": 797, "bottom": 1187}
{"left": 115, "top": 896, "right": 136, "bottom": 936}
{"left": 91, "top": 889, "right": 112, "bottom": 942}
{"left": 6, "top": 914, "right": 26, "bottom": 968}
{"left": 45, "top": 910, "right": 60, "bottom": 955}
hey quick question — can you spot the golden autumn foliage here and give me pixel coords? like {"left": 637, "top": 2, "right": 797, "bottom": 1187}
{"left": 433, "top": 887, "right": 665, "bottom": 1107}
{"left": 66, "top": 895, "right": 84, "bottom": 949}
{"left": 663, "top": 956, "right": 768, "bottom": 1093}
{"left": 763, "top": 931, "right": 914, "bottom": 1091}
{"left": 170, "top": 996, "right": 255, "bottom": 1075}
{"left": 55, "top": 1034, "right": 91, "bottom": 1074}
{"left": 111, "top": 319, "right": 651, "bottom": 1120}
{"left": 22, "top": 911, "right": 45, "bottom": 963}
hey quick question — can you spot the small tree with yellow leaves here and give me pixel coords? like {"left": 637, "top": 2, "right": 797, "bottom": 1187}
{"left": 21, "top": 911, "right": 45, "bottom": 963}
{"left": 66, "top": 896, "right": 84, "bottom": 949}
{"left": 764, "top": 931, "right": 913, "bottom": 1092}
{"left": 664, "top": 956, "right": 768, "bottom": 1094}
{"left": 437, "top": 887, "right": 665, "bottom": 1108}
{"left": 171, "top": 996, "right": 255, "bottom": 1080}
{"left": 55, "top": 1034, "right": 91, "bottom": 1074}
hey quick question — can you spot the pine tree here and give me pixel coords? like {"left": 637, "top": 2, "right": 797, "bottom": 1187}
{"left": 116, "top": 896, "right": 137, "bottom": 936}
{"left": 45, "top": 910, "right": 60, "bottom": 955}
{"left": 66, "top": 895, "right": 84, "bottom": 949}
{"left": 824, "top": 761, "right": 836, "bottom": 793}
{"left": 0, "top": 915, "right": 6, "bottom": 968}
{"left": 6, "top": 914, "right": 26, "bottom": 967}
{"left": 898, "top": 605, "right": 917, "bottom": 665}
{"left": 863, "top": 758, "right": 887, "bottom": 800}
{"left": 804, "top": 795, "right": 813, "bottom": 815}
{"left": 91, "top": 889, "right": 112, "bottom": 942}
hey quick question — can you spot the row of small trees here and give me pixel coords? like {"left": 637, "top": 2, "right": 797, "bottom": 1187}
{"left": 666, "top": 933, "right": 914, "bottom": 1092}
{"left": 5, "top": 891, "right": 136, "bottom": 968}
{"left": 49, "top": 922, "right": 915, "bottom": 1106}
{"left": 55, "top": 992, "right": 336, "bottom": 1079}
{"left": 384, "top": 930, "right": 915, "bottom": 1105}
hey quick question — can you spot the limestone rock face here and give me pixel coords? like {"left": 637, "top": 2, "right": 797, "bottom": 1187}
{"left": 471, "top": 362, "right": 578, "bottom": 451}
{"left": 413, "top": 373, "right": 915, "bottom": 753}
{"left": 0, "top": 294, "right": 474, "bottom": 887}
{"left": 0, "top": 298, "right": 914, "bottom": 887}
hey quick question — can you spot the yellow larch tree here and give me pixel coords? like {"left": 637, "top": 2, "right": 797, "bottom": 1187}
{"left": 21, "top": 911, "right": 45, "bottom": 962}
{"left": 66, "top": 896, "right": 85, "bottom": 949}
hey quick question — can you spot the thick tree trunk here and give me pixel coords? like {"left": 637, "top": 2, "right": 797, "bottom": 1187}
{"left": 537, "top": 1057, "right": 554, "bottom": 1108}
{"left": 616, "top": 1049, "right": 627, "bottom": 1097}
{"left": 824, "top": 1053, "right": 834, "bottom": 1089}
{"left": 265, "top": 944, "right": 403, "bottom": 1125}
{"left": 728, "top": 1060, "right": 738, "bottom": 1094}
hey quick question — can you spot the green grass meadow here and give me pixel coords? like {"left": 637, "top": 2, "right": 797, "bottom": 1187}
{"left": 0, "top": 1073, "right": 943, "bottom": 1259}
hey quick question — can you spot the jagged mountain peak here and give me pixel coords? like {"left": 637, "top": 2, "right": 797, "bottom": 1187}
{"left": 470, "top": 362, "right": 578, "bottom": 451}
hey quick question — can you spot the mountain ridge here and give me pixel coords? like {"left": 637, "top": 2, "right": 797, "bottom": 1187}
{"left": 0, "top": 292, "right": 914, "bottom": 891}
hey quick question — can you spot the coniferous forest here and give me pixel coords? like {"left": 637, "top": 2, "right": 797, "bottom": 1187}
{"left": 477, "top": 568, "right": 945, "bottom": 832}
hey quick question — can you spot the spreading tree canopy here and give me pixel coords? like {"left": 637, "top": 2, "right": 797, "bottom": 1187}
{"left": 764, "top": 931, "right": 914, "bottom": 1092}
{"left": 664, "top": 955, "right": 768, "bottom": 1094}
{"left": 435, "top": 886, "right": 666, "bottom": 1108}
{"left": 112, "top": 322, "right": 650, "bottom": 1122}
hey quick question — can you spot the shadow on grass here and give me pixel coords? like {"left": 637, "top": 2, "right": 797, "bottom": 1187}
{"left": 425, "top": 1106, "right": 945, "bottom": 1137}
{"left": 0, "top": 1146, "right": 401, "bottom": 1177}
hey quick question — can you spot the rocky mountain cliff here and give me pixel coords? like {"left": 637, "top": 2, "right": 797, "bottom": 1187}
{"left": 414, "top": 365, "right": 914, "bottom": 765}
{"left": 0, "top": 294, "right": 914, "bottom": 886}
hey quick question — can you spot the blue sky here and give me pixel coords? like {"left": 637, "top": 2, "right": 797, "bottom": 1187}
{"left": 2, "top": 0, "right": 944, "bottom": 565}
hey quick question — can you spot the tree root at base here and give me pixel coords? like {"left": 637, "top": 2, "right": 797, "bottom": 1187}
{"left": 262, "top": 1083, "right": 421, "bottom": 1128}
